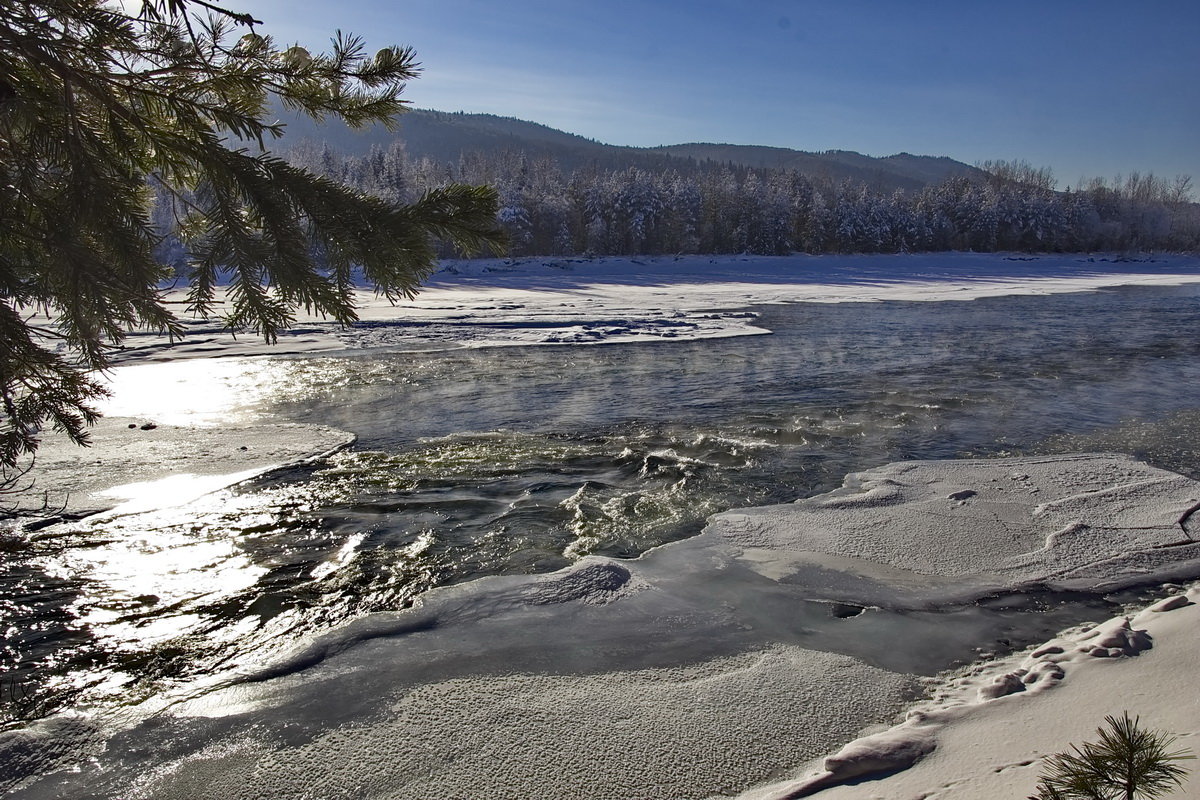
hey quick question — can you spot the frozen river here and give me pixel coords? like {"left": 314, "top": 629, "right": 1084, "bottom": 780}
{"left": 5, "top": 280, "right": 1200, "bottom": 727}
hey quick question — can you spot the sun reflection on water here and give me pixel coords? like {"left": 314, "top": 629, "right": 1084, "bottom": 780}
{"left": 97, "top": 357, "right": 306, "bottom": 426}
{"left": 95, "top": 470, "right": 267, "bottom": 517}
{"left": 3, "top": 476, "right": 358, "bottom": 711}
{"left": 44, "top": 494, "right": 273, "bottom": 647}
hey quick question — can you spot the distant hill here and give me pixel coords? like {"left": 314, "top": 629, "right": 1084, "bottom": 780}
{"left": 650, "top": 144, "right": 982, "bottom": 191}
{"left": 271, "top": 106, "right": 984, "bottom": 191}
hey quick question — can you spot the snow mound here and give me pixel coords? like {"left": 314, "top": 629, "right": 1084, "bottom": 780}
{"left": 743, "top": 584, "right": 1197, "bottom": 799}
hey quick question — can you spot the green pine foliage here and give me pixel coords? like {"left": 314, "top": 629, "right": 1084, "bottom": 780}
{"left": 1032, "top": 712, "right": 1193, "bottom": 800}
{"left": 0, "top": 0, "right": 505, "bottom": 471}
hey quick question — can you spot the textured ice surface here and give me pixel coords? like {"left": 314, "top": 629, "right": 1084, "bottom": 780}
{"left": 11, "top": 416, "right": 355, "bottom": 518}
{"left": 5, "top": 454, "right": 1200, "bottom": 799}
{"left": 121, "top": 648, "right": 914, "bottom": 800}
{"left": 715, "top": 454, "right": 1200, "bottom": 605}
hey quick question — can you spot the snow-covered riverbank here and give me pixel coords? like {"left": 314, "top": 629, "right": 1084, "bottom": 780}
{"left": 773, "top": 583, "right": 1200, "bottom": 799}
{"left": 103, "top": 252, "right": 1200, "bottom": 361}
{"left": 12, "top": 417, "right": 355, "bottom": 519}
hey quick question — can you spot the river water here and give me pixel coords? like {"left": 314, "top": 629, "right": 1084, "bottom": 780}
{"left": 4, "top": 284, "right": 1200, "bottom": 720}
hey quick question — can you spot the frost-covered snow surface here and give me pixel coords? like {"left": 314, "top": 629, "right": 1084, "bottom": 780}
{"left": 749, "top": 584, "right": 1200, "bottom": 800}
{"left": 111, "top": 252, "right": 1200, "bottom": 360}
{"left": 5, "top": 454, "right": 1200, "bottom": 799}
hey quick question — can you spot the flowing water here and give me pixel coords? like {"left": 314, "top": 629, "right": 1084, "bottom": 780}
{"left": 4, "top": 284, "right": 1200, "bottom": 720}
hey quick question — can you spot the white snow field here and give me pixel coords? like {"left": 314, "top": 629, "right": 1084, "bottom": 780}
{"left": 779, "top": 586, "right": 1200, "bottom": 799}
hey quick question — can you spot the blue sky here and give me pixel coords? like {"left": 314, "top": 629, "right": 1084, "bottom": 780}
{"left": 240, "top": 0, "right": 1198, "bottom": 187}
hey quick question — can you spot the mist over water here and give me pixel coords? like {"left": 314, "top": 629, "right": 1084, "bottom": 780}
{"left": 5, "top": 284, "right": 1200, "bottom": 718}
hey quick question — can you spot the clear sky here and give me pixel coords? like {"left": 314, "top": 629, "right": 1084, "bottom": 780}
{"left": 237, "top": 0, "right": 1199, "bottom": 187}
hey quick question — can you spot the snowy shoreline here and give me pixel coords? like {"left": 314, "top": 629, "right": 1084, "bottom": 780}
{"left": 95, "top": 251, "right": 1200, "bottom": 363}
{"left": 763, "top": 584, "right": 1200, "bottom": 799}
{"left": 11, "top": 417, "right": 355, "bottom": 519}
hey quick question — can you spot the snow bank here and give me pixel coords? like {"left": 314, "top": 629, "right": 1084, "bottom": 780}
{"left": 751, "top": 584, "right": 1199, "bottom": 799}
{"left": 712, "top": 453, "right": 1200, "bottom": 606}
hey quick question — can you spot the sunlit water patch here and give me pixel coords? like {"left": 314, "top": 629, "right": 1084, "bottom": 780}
{"left": 1, "top": 480, "right": 343, "bottom": 713}
{"left": 96, "top": 356, "right": 425, "bottom": 427}
{"left": 6, "top": 284, "right": 1200, "bottom": 720}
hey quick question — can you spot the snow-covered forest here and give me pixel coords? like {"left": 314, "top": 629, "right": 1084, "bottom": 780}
{"left": 155, "top": 144, "right": 1199, "bottom": 263}
{"left": 294, "top": 143, "right": 1199, "bottom": 256}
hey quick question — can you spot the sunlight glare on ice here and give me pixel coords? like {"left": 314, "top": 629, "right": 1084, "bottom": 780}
{"left": 97, "top": 357, "right": 294, "bottom": 425}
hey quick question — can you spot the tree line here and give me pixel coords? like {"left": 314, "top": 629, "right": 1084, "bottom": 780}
{"left": 269, "top": 142, "right": 1199, "bottom": 259}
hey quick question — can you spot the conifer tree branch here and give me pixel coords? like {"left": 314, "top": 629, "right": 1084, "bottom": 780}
{"left": 0, "top": 0, "right": 505, "bottom": 475}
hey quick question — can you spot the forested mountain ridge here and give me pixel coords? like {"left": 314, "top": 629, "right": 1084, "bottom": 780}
{"left": 270, "top": 106, "right": 981, "bottom": 192}
{"left": 647, "top": 144, "right": 982, "bottom": 191}
{"left": 152, "top": 106, "right": 1196, "bottom": 262}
